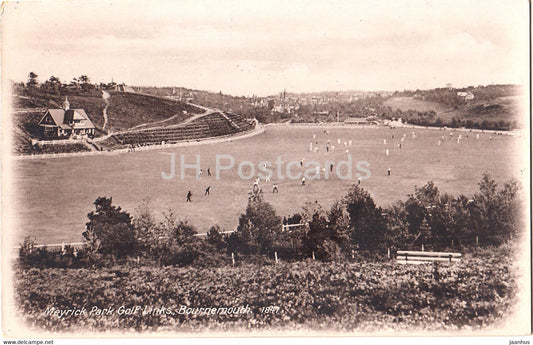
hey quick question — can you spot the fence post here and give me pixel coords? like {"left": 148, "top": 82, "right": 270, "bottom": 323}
{"left": 312, "top": 251, "right": 315, "bottom": 260}
{"left": 475, "top": 235, "right": 479, "bottom": 246}
{"left": 421, "top": 244, "right": 424, "bottom": 252}
{"left": 351, "top": 250, "right": 354, "bottom": 259}
{"left": 274, "top": 252, "right": 278, "bottom": 264}
{"left": 231, "top": 252, "right": 235, "bottom": 266}
{"left": 387, "top": 247, "right": 390, "bottom": 259}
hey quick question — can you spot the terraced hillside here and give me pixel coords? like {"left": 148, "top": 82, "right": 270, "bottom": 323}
{"left": 98, "top": 112, "right": 255, "bottom": 149}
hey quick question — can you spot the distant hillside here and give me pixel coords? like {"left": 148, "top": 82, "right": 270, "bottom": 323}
{"left": 383, "top": 97, "right": 450, "bottom": 114}
{"left": 384, "top": 95, "right": 525, "bottom": 128}
{"left": 105, "top": 91, "right": 203, "bottom": 132}
{"left": 383, "top": 85, "right": 525, "bottom": 129}
{"left": 457, "top": 96, "right": 526, "bottom": 125}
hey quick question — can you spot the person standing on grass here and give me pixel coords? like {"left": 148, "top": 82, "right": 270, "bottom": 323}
{"left": 186, "top": 191, "right": 192, "bottom": 202}
{"left": 387, "top": 168, "right": 391, "bottom": 176}
{"left": 198, "top": 169, "right": 203, "bottom": 179}
{"left": 207, "top": 168, "right": 211, "bottom": 177}
{"left": 272, "top": 184, "right": 279, "bottom": 193}
{"left": 205, "top": 186, "right": 211, "bottom": 196}
{"left": 301, "top": 177, "right": 306, "bottom": 186}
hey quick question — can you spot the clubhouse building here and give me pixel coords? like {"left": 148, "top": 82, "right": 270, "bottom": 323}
{"left": 38, "top": 97, "right": 95, "bottom": 138}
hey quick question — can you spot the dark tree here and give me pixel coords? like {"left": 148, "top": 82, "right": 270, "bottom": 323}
{"left": 27, "top": 72, "right": 38, "bottom": 88}
{"left": 83, "top": 196, "right": 135, "bottom": 258}
{"left": 207, "top": 224, "right": 225, "bottom": 250}
{"left": 235, "top": 193, "right": 281, "bottom": 255}
{"left": 344, "top": 185, "right": 386, "bottom": 250}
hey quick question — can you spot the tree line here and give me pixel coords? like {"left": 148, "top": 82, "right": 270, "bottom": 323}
{"left": 14, "top": 72, "right": 118, "bottom": 98}
{"left": 19, "top": 173, "right": 524, "bottom": 269}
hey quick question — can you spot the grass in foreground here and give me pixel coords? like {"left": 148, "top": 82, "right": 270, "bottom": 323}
{"left": 14, "top": 251, "right": 517, "bottom": 334}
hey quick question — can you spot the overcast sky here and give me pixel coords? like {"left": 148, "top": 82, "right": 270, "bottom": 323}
{"left": 2, "top": 0, "right": 529, "bottom": 96}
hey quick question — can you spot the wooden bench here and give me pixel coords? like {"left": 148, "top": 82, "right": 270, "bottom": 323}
{"left": 396, "top": 250, "right": 462, "bottom": 264}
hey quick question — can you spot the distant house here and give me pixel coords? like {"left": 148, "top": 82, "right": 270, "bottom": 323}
{"left": 384, "top": 118, "right": 404, "bottom": 128}
{"left": 38, "top": 97, "right": 95, "bottom": 138}
{"left": 272, "top": 104, "right": 285, "bottom": 113}
{"left": 457, "top": 91, "right": 475, "bottom": 100}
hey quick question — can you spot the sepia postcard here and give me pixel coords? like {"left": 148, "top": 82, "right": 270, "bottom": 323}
{"left": 1, "top": 0, "right": 531, "bottom": 343}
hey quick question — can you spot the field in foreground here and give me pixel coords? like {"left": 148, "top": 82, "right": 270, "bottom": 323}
{"left": 10, "top": 126, "right": 524, "bottom": 245}
{"left": 13, "top": 249, "right": 518, "bottom": 334}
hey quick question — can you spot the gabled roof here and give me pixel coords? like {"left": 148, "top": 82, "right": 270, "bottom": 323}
{"left": 64, "top": 109, "right": 86, "bottom": 123}
{"left": 42, "top": 109, "right": 67, "bottom": 126}
{"left": 39, "top": 108, "right": 95, "bottom": 130}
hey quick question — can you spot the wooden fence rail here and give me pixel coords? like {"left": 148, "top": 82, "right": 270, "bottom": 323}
{"left": 14, "top": 231, "right": 239, "bottom": 251}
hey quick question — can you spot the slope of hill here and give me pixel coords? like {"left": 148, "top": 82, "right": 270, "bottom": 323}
{"left": 105, "top": 91, "right": 204, "bottom": 132}
{"left": 383, "top": 97, "right": 451, "bottom": 114}
{"left": 384, "top": 94, "right": 525, "bottom": 129}
{"left": 458, "top": 96, "right": 526, "bottom": 124}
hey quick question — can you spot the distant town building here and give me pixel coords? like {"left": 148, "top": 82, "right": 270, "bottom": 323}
{"left": 280, "top": 88, "right": 286, "bottom": 101}
{"left": 273, "top": 104, "right": 285, "bottom": 113}
{"left": 38, "top": 97, "right": 95, "bottom": 138}
{"left": 457, "top": 91, "right": 474, "bottom": 100}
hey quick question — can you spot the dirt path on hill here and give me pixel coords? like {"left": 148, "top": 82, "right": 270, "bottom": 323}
{"left": 125, "top": 102, "right": 219, "bottom": 132}
{"left": 101, "top": 90, "right": 110, "bottom": 129}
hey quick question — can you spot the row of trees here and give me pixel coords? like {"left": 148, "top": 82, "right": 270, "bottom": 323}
{"left": 19, "top": 173, "right": 524, "bottom": 268}
{"left": 25, "top": 72, "right": 97, "bottom": 93}
{"left": 18, "top": 72, "right": 120, "bottom": 98}
{"left": 405, "top": 115, "right": 517, "bottom": 131}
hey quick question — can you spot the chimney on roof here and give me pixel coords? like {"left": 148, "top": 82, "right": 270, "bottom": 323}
{"left": 63, "top": 96, "right": 70, "bottom": 111}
